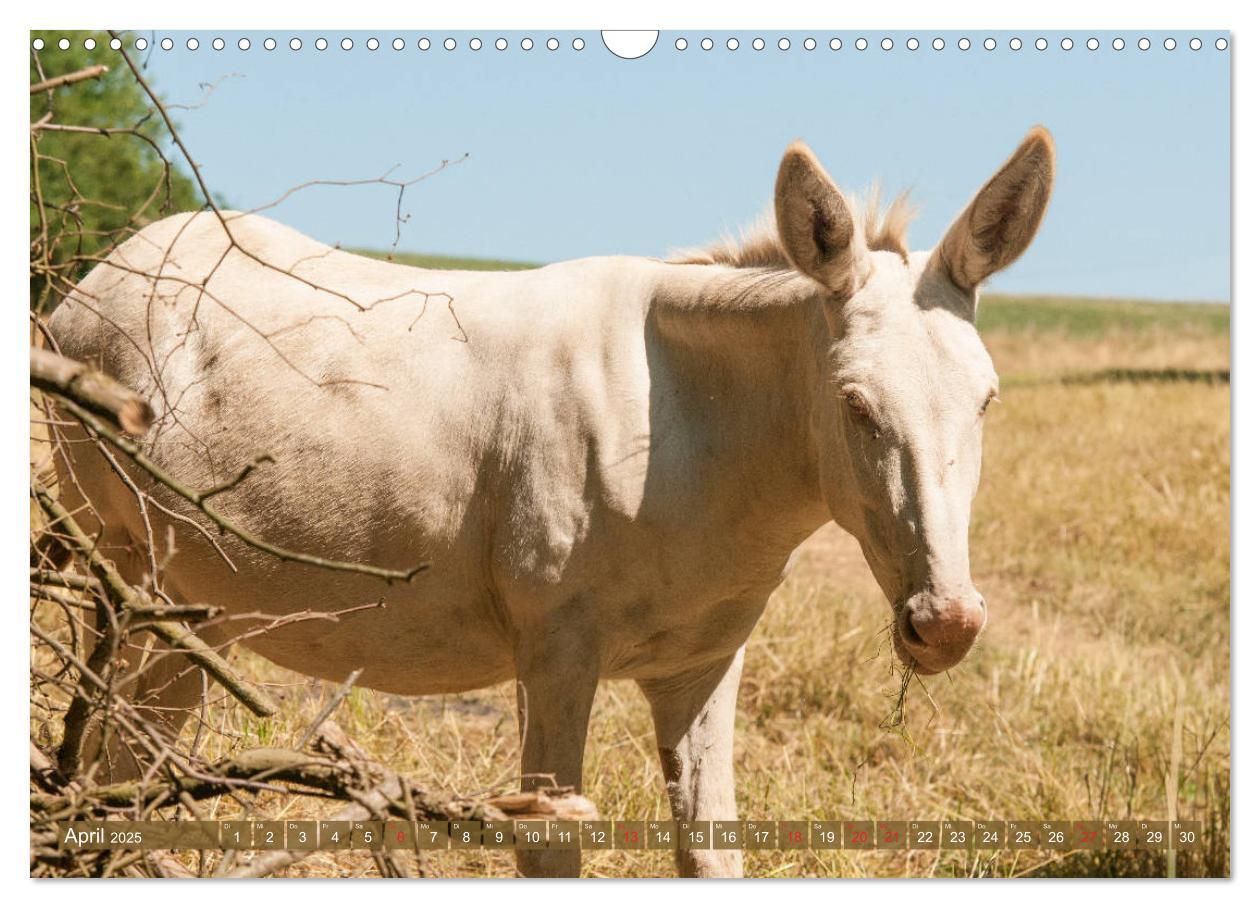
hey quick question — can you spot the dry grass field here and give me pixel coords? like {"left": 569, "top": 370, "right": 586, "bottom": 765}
{"left": 32, "top": 291, "right": 1230, "bottom": 878}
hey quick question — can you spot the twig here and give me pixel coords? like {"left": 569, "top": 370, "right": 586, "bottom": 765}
{"left": 30, "top": 64, "right": 109, "bottom": 95}
{"left": 297, "top": 669, "right": 363, "bottom": 750}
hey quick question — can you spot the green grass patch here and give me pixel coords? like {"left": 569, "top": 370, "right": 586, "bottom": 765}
{"left": 978, "top": 294, "right": 1229, "bottom": 338}
{"left": 351, "top": 248, "right": 539, "bottom": 272}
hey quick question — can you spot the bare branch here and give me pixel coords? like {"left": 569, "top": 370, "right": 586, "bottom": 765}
{"left": 31, "top": 347, "right": 154, "bottom": 435}
{"left": 32, "top": 479, "right": 280, "bottom": 719}
{"left": 30, "top": 64, "right": 109, "bottom": 95}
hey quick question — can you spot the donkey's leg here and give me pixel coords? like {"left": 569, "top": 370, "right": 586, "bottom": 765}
{"left": 53, "top": 519, "right": 229, "bottom": 782}
{"left": 84, "top": 620, "right": 233, "bottom": 782}
{"left": 512, "top": 612, "right": 600, "bottom": 878}
{"left": 638, "top": 647, "right": 745, "bottom": 878}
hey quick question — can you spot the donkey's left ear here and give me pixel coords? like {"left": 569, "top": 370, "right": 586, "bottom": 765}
{"left": 935, "top": 127, "right": 1055, "bottom": 292}
{"left": 775, "top": 141, "right": 868, "bottom": 295}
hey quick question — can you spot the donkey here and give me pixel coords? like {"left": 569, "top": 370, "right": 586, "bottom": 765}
{"left": 48, "top": 127, "right": 1053, "bottom": 877}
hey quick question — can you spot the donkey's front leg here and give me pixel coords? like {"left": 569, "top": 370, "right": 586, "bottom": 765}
{"left": 638, "top": 647, "right": 745, "bottom": 878}
{"left": 512, "top": 617, "right": 600, "bottom": 878}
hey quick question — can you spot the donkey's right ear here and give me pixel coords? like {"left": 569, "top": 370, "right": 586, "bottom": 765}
{"left": 775, "top": 141, "right": 867, "bottom": 294}
{"left": 934, "top": 127, "right": 1055, "bottom": 293}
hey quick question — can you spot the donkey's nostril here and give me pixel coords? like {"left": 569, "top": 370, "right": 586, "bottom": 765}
{"left": 899, "top": 608, "right": 925, "bottom": 647}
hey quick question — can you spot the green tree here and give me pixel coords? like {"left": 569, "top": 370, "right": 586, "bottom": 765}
{"left": 30, "top": 30, "right": 203, "bottom": 312}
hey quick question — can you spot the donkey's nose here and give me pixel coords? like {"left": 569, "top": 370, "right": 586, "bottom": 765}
{"left": 909, "top": 595, "right": 986, "bottom": 648}
{"left": 896, "top": 590, "right": 987, "bottom": 674}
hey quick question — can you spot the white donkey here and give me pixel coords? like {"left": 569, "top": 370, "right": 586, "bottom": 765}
{"left": 49, "top": 127, "right": 1054, "bottom": 877}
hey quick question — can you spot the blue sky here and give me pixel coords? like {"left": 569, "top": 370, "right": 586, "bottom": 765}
{"left": 137, "top": 30, "right": 1230, "bottom": 302}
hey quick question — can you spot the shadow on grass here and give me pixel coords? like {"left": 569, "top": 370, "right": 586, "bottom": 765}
{"left": 1008, "top": 368, "right": 1230, "bottom": 389}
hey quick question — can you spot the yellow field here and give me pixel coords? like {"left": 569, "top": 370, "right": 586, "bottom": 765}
{"left": 33, "top": 296, "right": 1231, "bottom": 878}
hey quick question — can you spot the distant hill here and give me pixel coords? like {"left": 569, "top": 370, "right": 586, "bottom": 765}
{"left": 976, "top": 293, "right": 1229, "bottom": 337}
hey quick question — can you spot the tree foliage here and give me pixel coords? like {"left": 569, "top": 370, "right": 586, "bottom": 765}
{"left": 30, "top": 30, "right": 203, "bottom": 311}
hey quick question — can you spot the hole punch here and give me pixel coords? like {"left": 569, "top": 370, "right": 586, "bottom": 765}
{"left": 701, "top": 37, "right": 714, "bottom": 51}
{"left": 573, "top": 37, "right": 585, "bottom": 51}
{"left": 803, "top": 37, "right": 816, "bottom": 50}
{"left": 316, "top": 38, "right": 328, "bottom": 51}
{"left": 470, "top": 38, "right": 483, "bottom": 51}
{"left": 601, "top": 30, "right": 658, "bottom": 59}
{"left": 236, "top": 37, "right": 248, "bottom": 51}
{"left": 727, "top": 38, "right": 739, "bottom": 51}
{"left": 856, "top": 37, "right": 868, "bottom": 51}
{"left": 676, "top": 37, "right": 688, "bottom": 50}
{"left": 958, "top": 37, "right": 971, "bottom": 50}
{"left": 932, "top": 37, "right": 945, "bottom": 51}
{"left": 161, "top": 37, "right": 174, "bottom": 50}
{"left": 1087, "top": 37, "right": 1099, "bottom": 50}
{"left": 497, "top": 38, "right": 508, "bottom": 50}
{"left": 290, "top": 38, "right": 302, "bottom": 51}
{"left": 212, "top": 37, "right": 225, "bottom": 51}
{"left": 1164, "top": 38, "right": 1176, "bottom": 51}
{"left": 392, "top": 38, "right": 405, "bottom": 51}
{"left": 829, "top": 38, "right": 842, "bottom": 51}
{"left": 752, "top": 37, "right": 765, "bottom": 51}
{"left": 1035, "top": 37, "right": 1048, "bottom": 50}
{"left": 418, "top": 37, "right": 431, "bottom": 51}
{"left": 1113, "top": 37, "right": 1125, "bottom": 50}
{"left": 84, "top": 37, "right": 97, "bottom": 50}
{"left": 881, "top": 37, "right": 893, "bottom": 50}
{"left": 1062, "top": 37, "right": 1074, "bottom": 51}
{"left": 906, "top": 37, "right": 919, "bottom": 51}
{"left": 1010, "top": 37, "right": 1022, "bottom": 51}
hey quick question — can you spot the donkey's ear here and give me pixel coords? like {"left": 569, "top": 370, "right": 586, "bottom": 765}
{"left": 775, "top": 141, "right": 866, "bottom": 293}
{"left": 935, "top": 127, "right": 1055, "bottom": 292}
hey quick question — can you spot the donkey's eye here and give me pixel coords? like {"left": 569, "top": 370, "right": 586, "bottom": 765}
{"left": 980, "top": 391, "right": 999, "bottom": 417}
{"left": 844, "top": 390, "right": 872, "bottom": 420}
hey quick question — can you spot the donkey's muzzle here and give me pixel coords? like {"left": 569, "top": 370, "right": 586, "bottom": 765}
{"left": 894, "top": 590, "right": 987, "bottom": 674}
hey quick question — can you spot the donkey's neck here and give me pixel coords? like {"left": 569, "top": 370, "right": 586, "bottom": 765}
{"left": 647, "top": 264, "right": 833, "bottom": 552}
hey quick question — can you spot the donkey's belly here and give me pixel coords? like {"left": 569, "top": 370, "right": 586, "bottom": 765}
{"left": 238, "top": 613, "right": 517, "bottom": 696}
{"left": 155, "top": 526, "right": 518, "bottom": 695}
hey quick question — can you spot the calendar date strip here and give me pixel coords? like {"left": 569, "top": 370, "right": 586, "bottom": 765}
{"left": 57, "top": 818, "right": 1204, "bottom": 852}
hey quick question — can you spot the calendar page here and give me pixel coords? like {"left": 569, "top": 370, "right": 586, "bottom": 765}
{"left": 27, "top": 14, "right": 1231, "bottom": 884}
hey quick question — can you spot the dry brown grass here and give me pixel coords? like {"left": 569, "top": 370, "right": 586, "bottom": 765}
{"left": 34, "top": 305, "right": 1230, "bottom": 878}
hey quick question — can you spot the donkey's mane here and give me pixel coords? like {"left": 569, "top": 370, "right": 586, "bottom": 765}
{"left": 671, "top": 190, "right": 916, "bottom": 269}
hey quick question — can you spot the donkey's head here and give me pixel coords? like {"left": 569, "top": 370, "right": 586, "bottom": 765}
{"left": 775, "top": 128, "right": 1054, "bottom": 674}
